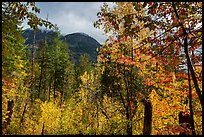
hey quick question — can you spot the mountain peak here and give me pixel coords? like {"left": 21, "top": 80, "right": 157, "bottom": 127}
{"left": 64, "top": 32, "right": 92, "bottom": 39}
{"left": 62, "top": 32, "right": 101, "bottom": 63}
{"left": 22, "top": 29, "right": 101, "bottom": 63}
{"left": 74, "top": 32, "right": 90, "bottom": 37}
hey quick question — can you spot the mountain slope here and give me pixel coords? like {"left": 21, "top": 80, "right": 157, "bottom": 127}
{"left": 62, "top": 32, "right": 101, "bottom": 63}
{"left": 22, "top": 29, "right": 101, "bottom": 63}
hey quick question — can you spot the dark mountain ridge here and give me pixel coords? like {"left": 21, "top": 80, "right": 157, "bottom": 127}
{"left": 22, "top": 29, "right": 101, "bottom": 63}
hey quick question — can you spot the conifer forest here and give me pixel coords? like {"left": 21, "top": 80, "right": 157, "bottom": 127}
{"left": 2, "top": 2, "right": 202, "bottom": 135}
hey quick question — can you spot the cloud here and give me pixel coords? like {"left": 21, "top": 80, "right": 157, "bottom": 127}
{"left": 23, "top": 2, "right": 114, "bottom": 44}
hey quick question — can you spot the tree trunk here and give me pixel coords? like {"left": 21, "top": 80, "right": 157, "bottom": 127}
{"left": 179, "top": 111, "right": 192, "bottom": 135}
{"left": 43, "top": 20, "right": 48, "bottom": 101}
{"left": 3, "top": 100, "right": 14, "bottom": 134}
{"left": 48, "top": 76, "right": 52, "bottom": 101}
{"left": 126, "top": 106, "right": 132, "bottom": 135}
{"left": 187, "top": 60, "right": 196, "bottom": 135}
{"left": 41, "top": 122, "right": 45, "bottom": 135}
{"left": 96, "top": 103, "right": 99, "bottom": 130}
{"left": 54, "top": 70, "right": 56, "bottom": 98}
{"left": 30, "top": 30, "right": 36, "bottom": 102}
{"left": 19, "top": 101, "right": 28, "bottom": 134}
{"left": 38, "top": 58, "right": 44, "bottom": 98}
{"left": 126, "top": 121, "right": 132, "bottom": 135}
{"left": 143, "top": 99, "right": 152, "bottom": 135}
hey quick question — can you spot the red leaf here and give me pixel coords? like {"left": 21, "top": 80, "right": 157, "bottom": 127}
{"left": 172, "top": 17, "right": 177, "bottom": 24}
{"left": 154, "top": 32, "right": 157, "bottom": 37}
{"left": 152, "top": 7, "right": 156, "bottom": 13}
{"left": 183, "top": 85, "right": 188, "bottom": 89}
{"left": 148, "top": 2, "right": 153, "bottom": 6}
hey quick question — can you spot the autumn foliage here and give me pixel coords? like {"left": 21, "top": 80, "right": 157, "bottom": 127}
{"left": 2, "top": 2, "right": 202, "bottom": 135}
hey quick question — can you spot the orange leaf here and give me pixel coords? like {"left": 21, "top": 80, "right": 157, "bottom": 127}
{"left": 192, "top": 90, "right": 197, "bottom": 99}
{"left": 155, "top": 73, "right": 159, "bottom": 78}
{"left": 188, "top": 34, "right": 193, "bottom": 39}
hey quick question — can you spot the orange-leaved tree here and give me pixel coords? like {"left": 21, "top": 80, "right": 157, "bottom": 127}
{"left": 95, "top": 2, "right": 163, "bottom": 135}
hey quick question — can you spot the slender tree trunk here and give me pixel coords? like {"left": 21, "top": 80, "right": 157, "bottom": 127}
{"left": 187, "top": 59, "right": 196, "bottom": 135}
{"left": 54, "top": 70, "right": 56, "bottom": 98}
{"left": 126, "top": 105, "right": 132, "bottom": 135}
{"left": 31, "top": 30, "right": 36, "bottom": 101}
{"left": 41, "top": 122, "right": 45, "bottom": 135}
{"left": 38, "top": 29, "right": 47, "bottom": 99}
{"left": 126, "top": 93, "right": 132, "bottom": 135}
{"left": 191, "top": 51, "right": 195, "bottom": 65}
{"left": 126, "top": 118, "right": 132, "bottom": 135}
{"left": 59, "top": 91, "right": 63, "bottom": 105}
{"left": 96, "top": 103, "right": 99, "bottom": 131}
{"left": 3, "top": 100, "right": 14, "bottom": 134}
{"left": 43, "top": 69, "right": 47, "bottom": 101}
{"left": 59, "top": 95, "right": 64, "bottom": 134}
{"left": 48, "top": 76, "right": 52, "bottom": 101}
{"left": 172, "top": 2, "right": 202, "bottom": 107}
{"left": 143, "top": 98, "right": 152, "bottom": 135}
{"left": 38, "top": 58, "right": 44, "bottom": 98}
{"left": 43, "top": 17, "right": 48, "bottom": 101}
{"left": 184, "top": 40, "right": 202, "bottom": 106}
{"left": 43, "top": 59, "right": 47, "bottom": 101}
{"left": 123, "top": 65, "right": 132, "bottom": 135}
{"left": 19, "top": 101, "right": 28, "bottom": 134}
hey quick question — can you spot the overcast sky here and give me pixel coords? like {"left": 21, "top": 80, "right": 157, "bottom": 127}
{"left": 22, "top": 2, "right": 115, "bottom": 44}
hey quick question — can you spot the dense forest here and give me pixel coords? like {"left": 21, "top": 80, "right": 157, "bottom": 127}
{"left": 2, "top": 2, "right": 202, "bottom": 135}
